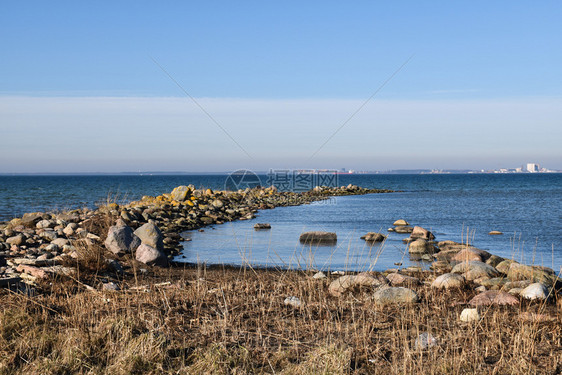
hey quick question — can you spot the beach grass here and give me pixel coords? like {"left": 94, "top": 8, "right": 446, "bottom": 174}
{"left": 0, "top": 255, "right": 560, "bottom": 374}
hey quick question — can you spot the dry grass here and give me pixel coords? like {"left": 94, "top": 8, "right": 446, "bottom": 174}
{"left": 0, "top": 262, "right": 561, "bottom": 374}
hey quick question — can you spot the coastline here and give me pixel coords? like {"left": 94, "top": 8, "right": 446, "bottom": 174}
{"left": 0, "top": 184, "right": 561, "bottom": 373}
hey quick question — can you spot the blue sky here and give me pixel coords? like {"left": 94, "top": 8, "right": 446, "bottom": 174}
{"left": 1, "top": 1, "right": 561, "bottom": 172}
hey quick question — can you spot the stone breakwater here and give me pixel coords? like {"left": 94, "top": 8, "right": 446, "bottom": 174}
{"left": 0, "top": 184, "right": 391, "bottom": 285}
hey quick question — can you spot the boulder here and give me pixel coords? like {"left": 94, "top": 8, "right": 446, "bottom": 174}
{"left": 431, "top": 273, "right": 465, "bottom": 289}
{"left": 507, "top": 263, "right": 557, "bottom": 286}
{"left": 519, "top": 283, "right": 550, "bottom": 300}
{"left": 171, "top": 186, "right": 190, "bottom": 201}
{"left": 360, "top": 232, "right": 386, "bottom": 242}
{"left": 134, "top": 221, "right": 164, "bottom": 251}
{"left": 299, "top": 231, "right": 337, "bottom": 244}
{"left": 469, "top": 290, "right": 519, "bottom": 306}
{"left": 135, "top": 244, "right": 168, "bottom": 267}
{"left": 408, "top": 239, "right": 436, "bottom": 254}
{"left": 451, "top": 261, "right": 499, "bottom": 281}
{"left": 373, "top": 287, "right": 419, "bottom": 305}
{"left": 105, "top": 223, "right": 141, "bottom": 255}
{"left": 328, "top": 273, "right": 384, "bottom": 296}
{"left": 393, "top": 219, "right": 409, "bottom": 226}
{"left": 410, "top": 226, "right": 435, "bottom": 241}
{"left": 495, "top": 259, "right": 516, "bottom": 274}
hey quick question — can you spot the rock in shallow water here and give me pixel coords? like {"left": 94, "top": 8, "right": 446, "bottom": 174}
{"left": 360, "top": 232, "right": 386, "bottom": 242}
{"left": 299, "top": 231, "right": 337, "bottom": 244}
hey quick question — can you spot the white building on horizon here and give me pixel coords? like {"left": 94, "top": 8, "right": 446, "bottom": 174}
{"left": 525, "top": 163, "right": 540, "bottom": 173}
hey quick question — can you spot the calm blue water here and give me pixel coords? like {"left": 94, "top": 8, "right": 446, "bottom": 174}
{"left": 0, "top": 174, "right": 560, "bottom": 271}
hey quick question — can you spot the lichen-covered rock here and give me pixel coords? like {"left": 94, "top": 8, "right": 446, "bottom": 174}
{"left": 171, "top": 186, "right": 190, "bottom": 201}
{"left": 507, "top": 263, "right": 557, "bottom": 286}
{"left": 373, "top": 287, "right": 419, "bottom": 305}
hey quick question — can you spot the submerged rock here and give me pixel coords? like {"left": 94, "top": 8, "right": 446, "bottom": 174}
{"left": 360, "top": 232, "right": 386, "bottom": 242}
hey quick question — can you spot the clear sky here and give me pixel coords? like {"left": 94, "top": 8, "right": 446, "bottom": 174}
{"left": 1, "top": 1, "right": 561, "bottom": 173}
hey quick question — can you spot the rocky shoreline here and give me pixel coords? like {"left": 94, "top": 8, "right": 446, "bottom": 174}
{"left": 0, "top": 184, "right": 391, "bottom": 286}
{"left": 0, "top": 183, "right": 560, "bottom": 302}
{"left": 0, "top": 184, "right": 560, "bottom": 373}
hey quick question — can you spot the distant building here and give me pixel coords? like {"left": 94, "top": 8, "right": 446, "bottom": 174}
{"left": 525, "top": 163, "right": 540, "bottom": 173}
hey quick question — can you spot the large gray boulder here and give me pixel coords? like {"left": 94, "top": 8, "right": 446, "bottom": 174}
{"left": 373, "top": 287, "right": 419, "bottom": 305}
{"left": 104, "top": 221, "right": 141, "bottom": 255}
{"left": 134, "top": 220, "right": 164, "bottom": 251}
{"left": 135, "top": 244, "right": 168, "bottom": 267}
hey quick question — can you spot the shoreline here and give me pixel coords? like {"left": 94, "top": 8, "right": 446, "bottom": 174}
{"left": 0, "top": 184, "right": 561, "bottom": 373}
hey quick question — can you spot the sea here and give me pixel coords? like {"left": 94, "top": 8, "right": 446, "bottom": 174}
{"left": 0, "top": 173, "right": 560, "bottom": 272}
